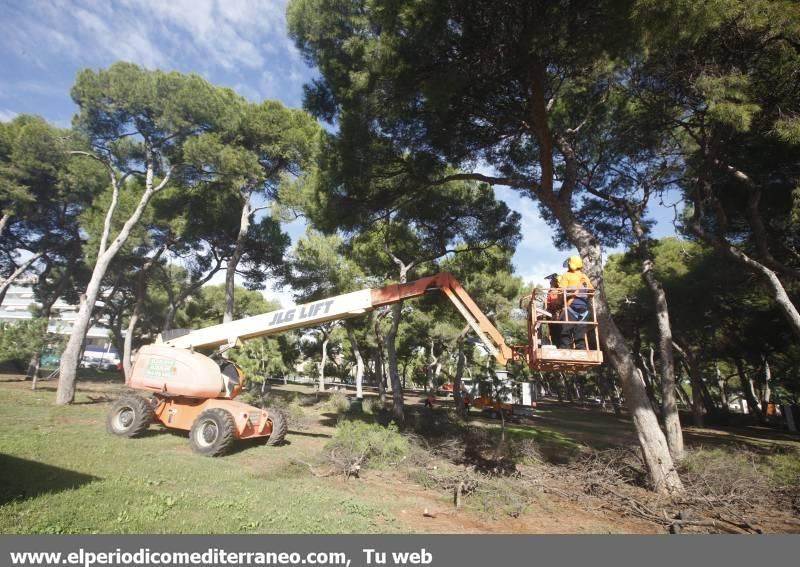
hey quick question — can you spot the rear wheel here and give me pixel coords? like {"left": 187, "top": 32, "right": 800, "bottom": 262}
{"left": 106, "top": 396, "right": 154, "bottom": 437}
{"left": 264, "top": 408, "right": 287, "bottom": 446}
{"left": 190, "top": 408, "right": 236, "bottom": 456}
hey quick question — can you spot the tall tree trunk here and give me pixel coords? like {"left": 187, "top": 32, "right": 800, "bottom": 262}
{"left": 385, "top": 300, "right": 405, "bottom": 425}
{"left": 560, "top": 372, "right": 572, "bottom": 401}
{"left": 524, "top": 62, "right": 681, "bottom": 490}
{"left": 224, "top": 186, "right": 253, "bottom": 323}
{"left": 716, "top": 364, "right": 729, "bottom": 411}
{"left": 619, "top": 202, "right": 685, "bottom": 457}
{"left": 384, "top": 260, "right": 410, "bottom": 426}
{"left": 373, "top": 313, "right": 387, "bottom": 405}
{"left": 344, "top": 321, "right": 364, "bottom": 399}
{"left": 674, "top": 344, "right": 705, "bottom": 427}
{"left": 57, "top": 147, "right": 172, "bottom": 405}
{"left": 426, "top": 339, "right": 437, "bottom": 393}
{"left": 572, "top": 373, "right": 583, "bottom": 401}
{"left": 762, "top": 353, "right": 772, "bottom": 408}
{"left": 454, "top": 337, "right": 466, "bottom": 417}
{"left": 735, "top": 358, "right": 764, "bottom": 423}
{"left": 554, "top": 373, "right": 564, "bottom": 402}
{"left": 550, "top": 200, "right": 683, "bottom": 492}
{"left": 637, "top": 355, "right": 660, "bottom": 413}
{"left": 605, "top": 369, "right": 623, "bottom": 416}
{"left": 318, "top": 331, "right": 329, "bottom": 393}
{"left": 674, "top": 377, "right": 691, "bottom": 409}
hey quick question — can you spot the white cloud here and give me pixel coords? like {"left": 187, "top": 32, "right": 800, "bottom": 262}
{"left": 119, "top": 0, "right": 289, "bottom": 71}
{"left": 1, "top": 1, "right": 307, "bottom": 86}
{"left": 0, "top": 109, "right": 18, "bottom": 122}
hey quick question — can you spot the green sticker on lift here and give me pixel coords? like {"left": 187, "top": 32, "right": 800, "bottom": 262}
{"left": 146, "top": 357, "right": 176, "bottom": 378}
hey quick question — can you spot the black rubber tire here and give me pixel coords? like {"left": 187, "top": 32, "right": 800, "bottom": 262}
{"left": 264, "top": 407, "right": 288, "bottom": 446}
{"left": 106, "top": 396, "right": 154, "bottom": 438}
{"left": 189, "top": 408, "right": 236, "bottom": 457}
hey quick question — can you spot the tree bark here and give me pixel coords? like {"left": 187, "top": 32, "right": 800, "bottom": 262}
{"left": 384, "top": 259, "right": 410, "bottom": 426}
{"left": 385, "top": 300, "right": 405, "bottom": 425}
{"left": 674, "top": 377, "right": 691, "bottom": 409}
{"left": 318, "top": 329, "right": 329, "bottom": 393}
{"left": 344, "top": 321, "right": 364, "bottom": 399}
{"left": 373, "top": 312, "right": 387, "bottom": 405}
{"left": 637, "top": 354, "right": 660, "bottom": 413}
{"left": 426, "top": 339, "right": 438, "bottom": 393}
{"left": 524, "top": 62, "right": 682, "bottom": 490}
{"left": 454, "top": 337, "right": 466, "bottom": 417}
{"left": 638, "top": 247, "right": 684, "bottom": 457}
{"left": 715, "top": 364, "right": 729, "bottom": 411}
{"left": 543, "top": 193, "right": 683, "bottom": 493}
{"left": 762, "top": 353, "right": 772, "bottom": 407}
{"left": 674, "top": 343, "right": 706, "bottom": 427}
{"left": 56, "top": 147, "right": 171, "bottom": 405}
{"left": 735, "top": 358, "right": 764, "bottom": 423}
{"left": 224, "top": 186, "right": 253, "bottom": 323}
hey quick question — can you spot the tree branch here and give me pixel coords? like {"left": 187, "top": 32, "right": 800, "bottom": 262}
{"left": 431, "top": 172, "right": 537, "bottom": 190}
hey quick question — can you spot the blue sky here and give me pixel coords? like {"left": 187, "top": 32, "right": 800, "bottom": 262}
{"left": 0, "top": 0, "right": 680, "bottom": 305}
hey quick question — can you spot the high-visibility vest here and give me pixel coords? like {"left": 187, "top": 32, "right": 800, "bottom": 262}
{"left": 557, "top": 270, "right": 593, "bottom": 289}
{"left": 557, "top": 270, "right": 593, "bottom": 313}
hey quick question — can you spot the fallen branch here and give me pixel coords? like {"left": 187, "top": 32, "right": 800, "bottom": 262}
{"left": 290, "top": 459, "right": 336, "bottom": 478}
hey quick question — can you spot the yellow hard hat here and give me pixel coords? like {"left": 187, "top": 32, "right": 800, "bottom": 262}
{"left": 565, "top": 255, "right": 583, "bottom": 270}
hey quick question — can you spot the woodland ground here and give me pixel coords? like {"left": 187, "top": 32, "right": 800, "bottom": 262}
{"left": 0, "top": 371, "right": 798, "bottom": 534}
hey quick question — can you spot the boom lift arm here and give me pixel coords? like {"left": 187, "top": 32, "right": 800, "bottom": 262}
{"left": 160, "top": 272, "right": 513, "bottom": 365}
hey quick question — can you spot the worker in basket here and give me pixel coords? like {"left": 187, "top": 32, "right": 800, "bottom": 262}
{"left": 555, "top": 255, "right": 594, "bottom": 349}
{"left": 544, "top": 272, "right": 563, "bottom": 346}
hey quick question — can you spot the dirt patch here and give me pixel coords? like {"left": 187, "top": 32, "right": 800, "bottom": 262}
{"left": 355, "top": 471, "right": 656, "bottom": 534}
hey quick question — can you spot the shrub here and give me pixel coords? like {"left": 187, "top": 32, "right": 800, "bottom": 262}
{"left": 361, "top": 397, "right": 381, "bottom": 415}
{"left": 323, "top": 391, "right": 351, "bottom": 414}
{"left": 324, "top": 420, "right": 410, "bottom": 476}
{"left": 0, "top": 319, "right": 48, "bottom": 368}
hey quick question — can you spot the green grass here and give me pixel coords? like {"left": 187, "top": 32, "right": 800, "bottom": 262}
{"left": 0, "top": 385, "right": 400, "bottom": 534}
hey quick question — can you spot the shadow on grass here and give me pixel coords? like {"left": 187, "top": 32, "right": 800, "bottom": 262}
{"left": 684, "top": 429, "right": 800, "bottom": 455}
{"left": 0, "top": 454, "right": 100, "bottom": 505}
{"left": 72, "top": 395, "right": 115, "bottom": 405}
{"left": 287, "top": 430, "right": 332, "bottom": 439}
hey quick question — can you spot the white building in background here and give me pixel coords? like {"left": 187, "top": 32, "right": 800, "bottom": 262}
{"left": 0, "top": 275, "right": 113, "bottom": 346}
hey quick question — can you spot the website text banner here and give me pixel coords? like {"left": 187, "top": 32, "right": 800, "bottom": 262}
{"left": 1, "top": 535, "right": 795, "bottom": 567}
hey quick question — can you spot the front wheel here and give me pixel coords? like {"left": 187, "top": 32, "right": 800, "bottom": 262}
{"left": 264, "top": 408, "right": 287, "bottom": 446}
{"left": 106, "top": 396, "right": 154, "bottom": 437}
{"left": 190, "top": 408, "right": 236, "bottom": 456}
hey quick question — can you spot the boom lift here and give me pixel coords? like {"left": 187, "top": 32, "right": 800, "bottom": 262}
{"left": 107, "top": 272, "right": 602, "bottom": 455}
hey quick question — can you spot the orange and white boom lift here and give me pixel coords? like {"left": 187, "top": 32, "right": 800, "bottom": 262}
{"left": 107, "top": 272, "right": 602, "bottom": 456}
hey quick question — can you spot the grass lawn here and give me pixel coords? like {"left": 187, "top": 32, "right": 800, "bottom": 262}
{"left": 0, "top": 379, "right": 403, "bottom": 534}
